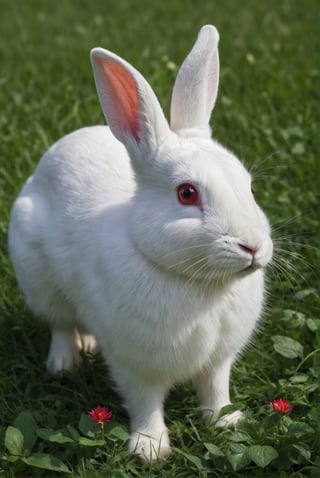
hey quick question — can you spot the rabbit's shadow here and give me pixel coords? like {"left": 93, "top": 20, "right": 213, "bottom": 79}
{"left": 0, "top": 311, "right": 126, "bottom": 427}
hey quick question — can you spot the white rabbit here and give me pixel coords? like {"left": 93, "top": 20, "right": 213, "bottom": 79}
{"left": 9, "top": 25, "right": 273, "bottom": 460}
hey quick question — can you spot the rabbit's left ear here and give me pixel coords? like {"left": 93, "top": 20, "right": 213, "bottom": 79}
{"left": 170, "top": 25, "right": 220, "bottom": 137}
{"left": 91, "top": 48, "right": 170, "bottom": 155}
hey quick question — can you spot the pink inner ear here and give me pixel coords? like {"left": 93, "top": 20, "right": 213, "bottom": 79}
{"left": 97, "top": 59, "right": 140, "bottom": 143}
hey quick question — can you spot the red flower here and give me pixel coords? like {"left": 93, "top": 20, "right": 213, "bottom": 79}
{"left": 89, "top": 406, "right": 113, "bottom": 424}
{"left": 270, "top": 398, "right": 292, "bottom": 414}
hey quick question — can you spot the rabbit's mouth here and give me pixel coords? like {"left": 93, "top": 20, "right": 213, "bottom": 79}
{"left": 239, "top": 247, "right": 273, "bottom": 275}
{"left": 241, "top": 261, "right": 262, "bottom": 275}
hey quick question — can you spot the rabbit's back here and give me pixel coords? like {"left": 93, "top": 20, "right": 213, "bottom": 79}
{"left": 31, "top": 125, "right": 135, "bottom": 213}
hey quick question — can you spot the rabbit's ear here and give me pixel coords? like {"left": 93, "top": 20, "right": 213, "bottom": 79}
{"left": 91, "top": 48, "right": 170, "bottom": 154}
{"left": 170, "top": 25, "right": 220, "bottom": 137}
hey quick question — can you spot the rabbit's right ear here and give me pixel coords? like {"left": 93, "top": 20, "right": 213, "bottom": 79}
{"left": 170, "top": 25, "right": 220, "bottom": 137}
{"left": 90, "top": 48, "right": 170, "bottom": 155}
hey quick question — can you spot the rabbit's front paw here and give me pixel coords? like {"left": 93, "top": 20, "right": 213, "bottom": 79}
{"left": 128, "top": 430, "right": 171, "bottom": 461}
{"left": 215, "top": 410, "right": 244, "bottom": 428}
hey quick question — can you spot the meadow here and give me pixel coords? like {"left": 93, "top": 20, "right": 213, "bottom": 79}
{"left": 0, "top": 0, "right": 319, "bottom": 476}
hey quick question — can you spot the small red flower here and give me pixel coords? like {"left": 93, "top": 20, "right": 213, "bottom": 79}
{"left": 270, "top": 398, "right": 292, "bottom": 414}
{"left": 89, "top": 406, "right": 113, "bottom": 424}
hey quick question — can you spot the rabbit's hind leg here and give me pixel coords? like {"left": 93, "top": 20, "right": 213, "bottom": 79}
{"left": 9, "top": 192, "right": 82, "bottom": 373}
{"left": 18, "top": 274, "right": 81, "bottom": 374}
{"left": 46, "top": 324, "right": 81, "bottom": 374}
{"left": 28, "top": 288, "right": 82, "bottom": 373}
{"left": 30, "top": 291, "right": 82, "bottom": 374}
{"left": 28, "top": 287, "right": 81, "bottom": 374}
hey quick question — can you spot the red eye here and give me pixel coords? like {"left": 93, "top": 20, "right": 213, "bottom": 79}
{"left": 177, "top": 183, "right": 202, "bottom": 210}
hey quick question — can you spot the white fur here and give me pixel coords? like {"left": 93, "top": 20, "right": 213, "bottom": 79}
{"left": 8, "top": 25, "right": 273, "bottom": 460}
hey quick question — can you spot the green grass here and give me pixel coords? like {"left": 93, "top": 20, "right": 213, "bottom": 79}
{"left": 0, "top": 0, "right": 319, "bottom": 476}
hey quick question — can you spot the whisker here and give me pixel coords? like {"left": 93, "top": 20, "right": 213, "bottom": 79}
{"left": 273, "top": 240, "right": 317, "bottom": 252}
{"left": 271, "top": 216, "right": 307, "bottom": 234}
{"left": 180, "top": 258, "right": 209, "bottom": 302}
{"left": 269, "top": 251, "right": 315, "bottom": 291}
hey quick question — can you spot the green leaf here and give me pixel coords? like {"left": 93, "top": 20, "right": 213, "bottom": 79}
{"left": 294, "top": 289, "right": 316, "bottom": 300}
{"left": 306, "top": 318, "right": 320, "bottom": 332}
{"left": 78, "top": 413, "right": 99, "bottom": 437}
{"left": 272, "top": 335, "right": 304, "bottom": 358}
{"left": 14, "top": 410, "right": 37, "bottom": 451}
{"left": 235, "top": 417, "right": 260, "bottom": 439}
{"left": 226, "top": 443, "right": 250, "bottom": 471}
{"left": 22, "top": 453, "right": 71, "bottom": 473}
{"left": 292, "top": 443, "right": 311, "bottom": 461}
{"left": 230, "top": 431, "right": 252, "bottom": 443}
{"left": 217, "top": 403, "right": 243, "bottom": 419}
{"left": 108, "top": 425, "right": 130, "bottom": 441}
{"left": 291, "top": 142, "right": 305, "bottom": 155}
{"left": 204, "top": 442, "right": 224, "bottom": 457}
{"left": 5, "top": 426, "right": 24, "bottom": 455}
{"left": 288, "top": 421, "right": 314, "bottom": 437}
{"left": 37, "top": 428, "right": 56, "bottom": 440}
{"left": 78, "top": 437, "right": 105, "bottom": 447}
{"left": 249, "top": 445, "right": 278, "bottom": 468}
{"left": 283, "top": 310, "right": 306, "bottom": 326}
{"left": 289, "top": 373, "right": 309, "bottom": 384}
{"left": 37, "top": 428, "right": 74, "bottom": 443}
{"left": 67, "top": 425, "right": 80, "bottom": 441}
{"left": 174, "top": 449, "right": 203, "bottom": 470}
{"left": 7, "top": 455, "right": 20, "bottom": 463}
{"left": 47, "top": 432, "right": 74, "bottom": 444}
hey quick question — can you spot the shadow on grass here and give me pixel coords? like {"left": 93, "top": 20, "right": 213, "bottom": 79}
{"left": 0, "top": 312, "right": 127, "bottom": 431}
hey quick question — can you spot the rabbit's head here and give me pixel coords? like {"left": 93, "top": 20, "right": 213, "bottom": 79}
{"left": 91, "top": 25, "right": 273, "bottom": 284}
